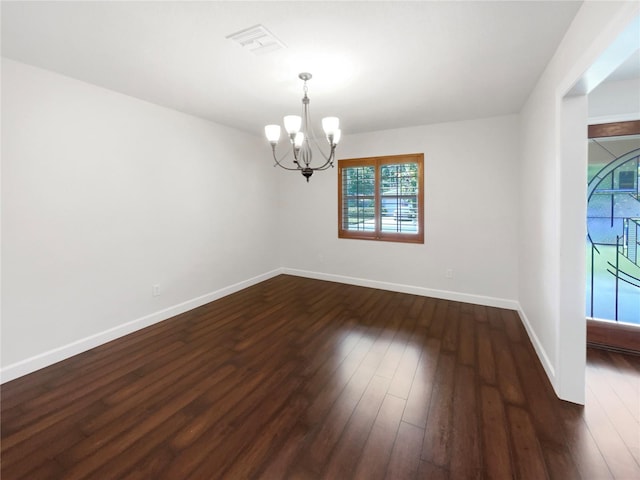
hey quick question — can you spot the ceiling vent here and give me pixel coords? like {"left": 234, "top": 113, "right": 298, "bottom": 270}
{"left": 226, "top": 24, "right": 285, "bottom": 55}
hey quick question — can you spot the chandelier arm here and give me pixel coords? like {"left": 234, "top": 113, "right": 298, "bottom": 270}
{"left": 309, "top": 149, "right": 335, "bottom": 171}
{"left": 303, "top": 102, "right": 331, "bottom": 164}
{"left": 305, "top": 104, "right": 336, "bottom": 164}
{"left": 309, "top": 136, "right": 333, "bottom": 162}
{"left": 307, "top": 140, "right": 336, "bottom": 170}
{"left": 272, "top": 148, "right": 302, "bottom": 171}
{"left": 313, "top": 159, "right": 336, "bottom": 171}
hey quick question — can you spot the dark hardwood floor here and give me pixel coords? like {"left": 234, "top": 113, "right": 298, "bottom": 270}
{"left": 1, "top": 274, "right": 639, "bottom": 479}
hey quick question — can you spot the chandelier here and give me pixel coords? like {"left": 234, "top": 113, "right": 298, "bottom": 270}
{"left": 265, "top": 73, "right": 341, "bottom": 182}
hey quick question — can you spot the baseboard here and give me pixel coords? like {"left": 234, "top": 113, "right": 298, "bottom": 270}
{"left": 282, "top": 267, "right": 519, "bottom": 310}
{"left": 515, "top": 303, "right": 557, "bottom": 392}
{"left": 0, "top": 268, "right": 283, "bottom": 384}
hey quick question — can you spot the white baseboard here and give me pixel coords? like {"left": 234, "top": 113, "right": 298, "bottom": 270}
{"left": 515, "top": 303, "right": 557, "bottom": 391}
{"left": 0, "top": 269, "right": 283, "bottom": 384}
{"left": 282, "top": 267, "right": 519, "bottom": 310}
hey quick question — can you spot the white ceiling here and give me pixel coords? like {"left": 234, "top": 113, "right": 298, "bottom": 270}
{"left": 1, "top": 1, "right": 587, "bottom": 136}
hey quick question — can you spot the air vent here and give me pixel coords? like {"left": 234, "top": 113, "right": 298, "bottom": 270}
{"left": 226, "top": 24, "right": 285, "bottom": 55}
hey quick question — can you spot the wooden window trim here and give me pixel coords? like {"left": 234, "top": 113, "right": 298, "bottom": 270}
{"left": 588, "top": 120, "right": 640, "bottom": 139}
{"left": 338, "top": 153, "right": 424, "bottom": 244}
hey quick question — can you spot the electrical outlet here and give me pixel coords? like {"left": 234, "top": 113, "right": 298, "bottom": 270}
{"left": 445, "top": 269, "right": 454, "bottom": 279}
{"left": 152, "top": 284, "right": 160, "bottom": 297}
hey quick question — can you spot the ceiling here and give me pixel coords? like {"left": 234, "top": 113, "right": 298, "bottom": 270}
{"left": 0, "top": 1, "right": 592, "bottom": 136}
{"left": 604, "top": 48, "right": 640, "bottom": 83}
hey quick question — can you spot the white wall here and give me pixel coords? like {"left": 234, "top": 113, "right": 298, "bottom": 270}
{"left": 588, "top": 76, "right": 640, "bottom": 123}
{"left": 518, "top": 2, "right": 639, "bottom": 403}
{"left": 278, "top": 115, "right": 520, "bottom": 308}
{"left": 1, "top": 59, "right": 280, "bottom": 379}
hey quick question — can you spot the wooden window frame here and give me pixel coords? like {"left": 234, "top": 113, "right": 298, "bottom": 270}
{"left": 338, "top": 153, "right": 424, "bottom": 244}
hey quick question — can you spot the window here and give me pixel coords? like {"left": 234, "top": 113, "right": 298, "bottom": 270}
{"left": 338, "top": 153, "right": 424, "bottom": 243}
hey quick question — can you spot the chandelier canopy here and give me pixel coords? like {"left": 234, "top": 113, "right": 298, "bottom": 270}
{"left": 265, "top": 73, "right": 341, "bottom": 182}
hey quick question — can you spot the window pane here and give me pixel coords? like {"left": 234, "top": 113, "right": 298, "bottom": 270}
{"left": 380, "top": 163, "right": 419, "bottom": 234}
{"left": 342, "top": 166, "right": 375, "bottom": 231}
{"left": 344, "top": 166, "right": 375, "bottom": 196}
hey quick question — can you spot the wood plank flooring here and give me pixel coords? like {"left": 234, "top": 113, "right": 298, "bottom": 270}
{"left": 1, "top": 274, "right": 639, "bottom": 479}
